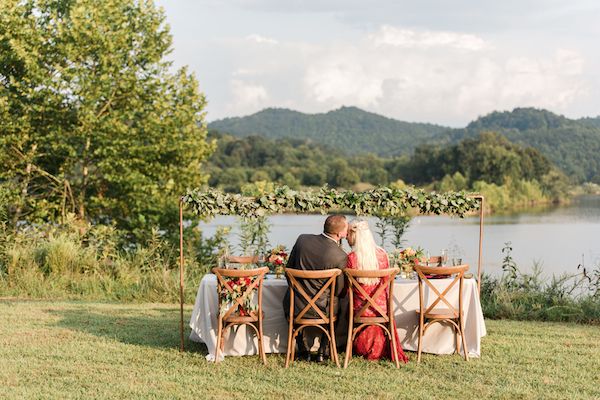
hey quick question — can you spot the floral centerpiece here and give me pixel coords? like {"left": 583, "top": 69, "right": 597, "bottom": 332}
{"left": 390, "top": 246, "right": 425, "bottom": 278}
{"left": 263, "top": 245, "right": 289, "bottom": 278}
{"left": 219, "top": 277, "right": 257, "bottom": 316}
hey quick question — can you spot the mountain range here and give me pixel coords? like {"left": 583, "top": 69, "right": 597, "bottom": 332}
{"left": 209, "top": 106, "right": 447, "bottom": 157}
{"left": 208, "top": 107, "right": 600, "bottom": 183}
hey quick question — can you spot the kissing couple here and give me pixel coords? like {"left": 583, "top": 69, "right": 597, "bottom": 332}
{"left": 283, "top": 214, "right": 408, "bottom": 363}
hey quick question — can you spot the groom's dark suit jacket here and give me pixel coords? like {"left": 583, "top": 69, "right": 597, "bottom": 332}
{"left": 283, "top": 234, "right": 348, "bottom": 319}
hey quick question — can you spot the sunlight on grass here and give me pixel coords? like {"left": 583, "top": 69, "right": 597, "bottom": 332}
{"left": 1, "top": 300, "right": 599, "bottom": 399}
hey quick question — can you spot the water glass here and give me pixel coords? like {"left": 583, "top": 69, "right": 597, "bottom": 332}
{"left": 440, "top": 249, "right": 448, "bottom": 266}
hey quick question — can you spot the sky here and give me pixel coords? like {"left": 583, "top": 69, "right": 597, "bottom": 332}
{"left": 155, "top": 0, "right": 600, "bottom": 126}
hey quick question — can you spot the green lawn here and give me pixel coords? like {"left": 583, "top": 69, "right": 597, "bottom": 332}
{"left": 1, "top": 299, "right": 599, "bottom": 399}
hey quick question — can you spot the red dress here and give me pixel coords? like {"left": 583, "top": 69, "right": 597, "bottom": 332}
{"left": 347, "top": 248, "right": 409, "bottom": 363}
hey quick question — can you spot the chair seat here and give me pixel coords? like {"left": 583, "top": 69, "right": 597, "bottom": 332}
{"left": 293, "top": 315, "right": 337, "bottom": 325}
{"left": 354, "top": 316, "right": 389, "bottom": 324}
{"left": 416, "top": 308, "right": 460, "bottom": 319}
{"left": 224, "top": 310, "right": 263, "bottom": 324}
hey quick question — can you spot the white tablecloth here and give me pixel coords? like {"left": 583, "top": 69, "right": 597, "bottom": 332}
{"left": 189, "top": 274, "right": 486, "bottom": 359}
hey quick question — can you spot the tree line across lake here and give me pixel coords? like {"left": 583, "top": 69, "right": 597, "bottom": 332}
{"left": 210, "top": 106, "right": 600, "bottom": 184}
{"left": 207, "top": 129, "right": 571, "bottom": 211}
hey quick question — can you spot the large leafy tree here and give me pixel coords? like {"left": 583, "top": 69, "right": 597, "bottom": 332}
{"left": 0, "top": 0, "right": 213, "bottom": 240}
{"left": 397, "top": 132, "right": 554, "bottom": 186}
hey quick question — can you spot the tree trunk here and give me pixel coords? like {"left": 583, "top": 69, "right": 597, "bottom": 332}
{"left": 78, "top": 137, "right": 91, "bottom": 220}
{"left": 12, "top": 143, "right": 37, "bottom": 227}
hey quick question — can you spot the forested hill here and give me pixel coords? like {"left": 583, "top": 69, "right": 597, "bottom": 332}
{"left": 208, "top": 106, "right": 448, "bottom": 156}
{"left": 578, "top": 116, "right": 600, "bottom": 129}
{"left": 445, "top": 108, "right": 600, "bottom": 183}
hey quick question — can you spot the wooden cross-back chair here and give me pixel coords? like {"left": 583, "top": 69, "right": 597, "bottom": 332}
{"left": 343, "top": 267, "right": 401, "bottom": 368}
{"left": 212, "top": 266, "right": 269, "bottom": 365}
{"left": 284, "top": 268, "right": 342, "bottom": 368}
{"left": 414, "top": 264, "right": 469, "bottom": 363}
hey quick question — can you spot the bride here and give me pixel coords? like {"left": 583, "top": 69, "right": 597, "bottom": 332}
{"left": 346, "top": 219, "right": 408, "bottom": 363}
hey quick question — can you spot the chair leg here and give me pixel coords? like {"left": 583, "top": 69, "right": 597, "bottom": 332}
{"left": 344, "top": 301, "right": 354, "bottom": 368}
{"left": 329, "top": 322, "right": 340, "bottom": 368}
{"left": 344, "top": 327, "right": 353, "bottom": 368}
{"left": 214, "top": 316, "right": 223, "bottom": 363}
{"left": 257, "top": 319, "right": 267, "bottom": 366}
{"left": 390, "top": 321, "right": 400, "bottom": 369}
{"left": 290, "top": 329, "right": 300, "bottom": 366}
{"left": 221, "top": 327, "right": 227, "bottom": 352}
{"left": 285, "top": 321, "right": 294, "bottom": 368}
{"left": 417, "top": 319, "right": 424, "bottom": 363}
{"left": 460, "top": 316, "right": 469, "bottom": 362}
{"left": 455, "top": 322, "right": 461, "bottom": 355}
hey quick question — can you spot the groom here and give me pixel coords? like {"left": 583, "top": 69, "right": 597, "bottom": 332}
{"left": 283, "top": 214, "right": 348, "bottom": 362}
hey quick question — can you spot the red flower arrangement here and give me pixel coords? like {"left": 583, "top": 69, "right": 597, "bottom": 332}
{"left": 390, "top": 247, "right": 425, "bottom": 277}
{"left": 219, "top": 276, "right": 256, "bottom": 316}
{"left": 263, "top": 245, "right": 289, "bottom": 277}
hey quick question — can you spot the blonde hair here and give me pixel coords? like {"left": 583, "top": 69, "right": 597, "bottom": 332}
{"left": 348, "top": 219, "right": 381, "bottom": 285}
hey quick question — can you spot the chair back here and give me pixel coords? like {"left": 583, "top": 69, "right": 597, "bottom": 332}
{"left": 415, "top": 264, "right": 468, "bottom": 319}
{"left": 344, "top": 268, "right": 399, "bottom": 321}
{"left": 212, "top": 266, "right": 269, "bottom": 321}
{"left": 285, "top": 268, "right": 342, "bottom": 323}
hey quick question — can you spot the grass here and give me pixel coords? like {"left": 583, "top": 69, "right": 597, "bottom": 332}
{"left": 1, "top": 300, "right": 599, "bottom": 399}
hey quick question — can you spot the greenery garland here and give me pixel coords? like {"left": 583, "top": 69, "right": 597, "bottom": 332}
{"left": 182, "top": 185, "right": 480, "bottom": 219}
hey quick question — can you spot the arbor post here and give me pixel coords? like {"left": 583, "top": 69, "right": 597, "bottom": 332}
{"left": 475, "top": 195, "right": 485, "bottom": 296}
{"left": 179, "top": 197, "right": 185, "bottom": 352}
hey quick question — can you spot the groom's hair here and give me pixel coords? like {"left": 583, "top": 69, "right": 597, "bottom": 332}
{"left": 324, "top": 215, "right": 347, "bottom": 235}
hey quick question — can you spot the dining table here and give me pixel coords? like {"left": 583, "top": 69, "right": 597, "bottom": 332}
{"left": 189, "top": 273, "right": 486, "bottom": 361}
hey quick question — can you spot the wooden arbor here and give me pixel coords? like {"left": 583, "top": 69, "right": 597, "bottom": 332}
{"left": 178, "top": 185, "right": 484, "bottom": 351}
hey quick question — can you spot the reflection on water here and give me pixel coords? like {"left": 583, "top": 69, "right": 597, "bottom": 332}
{"left": 469, "top": 195, "right": 600, "bottom": 225}
{"left": 198, "top": 195, "right": 600, "bottom": 277}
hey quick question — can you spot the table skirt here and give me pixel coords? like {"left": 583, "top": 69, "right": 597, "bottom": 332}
{"left": 189, "top": 274, "right": 486, "bottom": 360}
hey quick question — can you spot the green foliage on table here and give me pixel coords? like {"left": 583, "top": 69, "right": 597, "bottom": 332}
{"left": 0, "top": 0, "right": 213, "bottom": 241}
{"left": 386, "top": 215, "right": 412, "bottom": 249}
{"left": 182, "top": 185, "right": 480, "bottom": 219}
{"left": 236, "top": 182, "right": 272, "bottom": 256}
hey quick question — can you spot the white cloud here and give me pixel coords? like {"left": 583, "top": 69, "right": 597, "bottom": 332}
{"left": 227, "top": 79, "right": 270, "bottom": 115}
{"left": 156, "top": 0, "right": 600, "bottom": 123}
{"left": 305, "top": 55, "right": 383, "bottom": 107}
{"left": 369, "top": 25, "right": 489, "bottom": 51}
{"left": 245, "top": 34, "right": 278, "bottom": 45}
{"left": 494, "top": 51, "right": 586, "bottom": 109}
{"left": 215, "top": 25, "right": 588, "bottom": 125}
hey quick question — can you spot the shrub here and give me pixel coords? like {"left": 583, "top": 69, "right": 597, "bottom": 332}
{"left": 481, "top": 242, "right": 600, "bottom": 324}
{"left": 0, "top": 218, "right": 227, "bottom": 303}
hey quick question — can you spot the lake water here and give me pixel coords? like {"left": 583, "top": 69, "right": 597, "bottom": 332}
{"left": 198, "top": 195, "right": 600, "bottom": 278}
